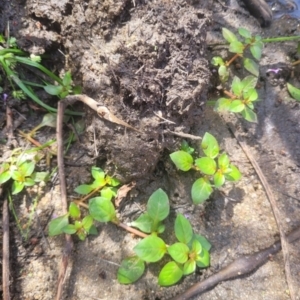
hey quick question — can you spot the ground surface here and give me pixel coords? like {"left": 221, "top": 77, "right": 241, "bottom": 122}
{"left": 0, "top": 0, "right": 300, "bottom": 299}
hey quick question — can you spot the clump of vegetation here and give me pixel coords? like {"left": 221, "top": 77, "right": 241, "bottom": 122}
{"left": 0, "top": 146, "right": 50, "bottom": 195}
{"left": 49, "top": 171, "right": 211, "bottom": 286}
{"left": 121, "top": 190, "right": 211, "bottom": 286}
{"left": 170, "top": 132, "right": 241, "bottom": 204}
{"left": 0, "top": 34, "right": 82, "bottom": 115}
{"left": 211, "top": 27, "right": 300, "bottom": 121}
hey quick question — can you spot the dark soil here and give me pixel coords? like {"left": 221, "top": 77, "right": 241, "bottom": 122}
{"left": 1, "top": 0, "right": 300, "bottom": 299}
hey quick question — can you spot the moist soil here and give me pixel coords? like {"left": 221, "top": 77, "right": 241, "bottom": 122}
{"left": 0, "top": 0, "right": 300, "bottom": 299}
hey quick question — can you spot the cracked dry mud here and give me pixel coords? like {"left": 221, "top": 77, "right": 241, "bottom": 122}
{"left": 0, "top": 0, "right": 300, "bottom": 299}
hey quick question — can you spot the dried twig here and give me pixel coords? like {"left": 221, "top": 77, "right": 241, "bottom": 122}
{"left": 55, "top": 100, "right": 74, "bottom": 300}
{"left": 228, "top": 125, "right": 296, "bottom": 300}
{"left": 2, "top": 194, "right": 10, "bottom": 300}
{"left": 163, "top": 129, "right": 202, "bottom": 140}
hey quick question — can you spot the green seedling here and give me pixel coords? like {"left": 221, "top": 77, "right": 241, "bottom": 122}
{"left": 211, "top": 27, "right": 263, "bottom": 79}
{"left": 118, "top": 190, "right": 211, "bottom": 286}
{"left": 0, "top": 147, "right": 49, "bottom": 194}
{"left": 215, "top": 75, "right": 259, "bottom": 122}
{"left": 0, "top": 34, "right": 82, "bottom": 115}
{"left": 170, "top": 132, "right": 241, "bottom": 204}
{"left": 49, "top": 184, "right": 211, "bottom": 286}
{"left": 48, "top": 166, "right": 120, "bottom": 240}
{"left": 129, "top": 187, "right": 169, "bottom": 234}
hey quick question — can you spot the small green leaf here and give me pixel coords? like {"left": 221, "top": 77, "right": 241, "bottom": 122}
{"left": 91, "top": 166, "right": 105, "bottom": 181}
{"left": 287, "top": 83, "right": 300, "bottom": 101}
{"left": 225, "top": 164, "right": 242, "bottom": 181}
{"left": 82, "top": 215, "right": 94, "bottom": 231}
{"left": 175, "top": 214, "right": 193, "bottom": 244}
{"left": 195, "top": 157, "right": 217, "bottom": 175}
{"left": 0, "top": 170, "right": 11, "bottom": 184}
{"left": 191, "top": 178, "right": 213, "bottom": 204}
{"left": 134, "top": 236, "right": 167, "bottom": 262}
{"left": 241, "top": 106, "right": 257, "bottom": 122}
{"left": 31, "top": 171, "right": 49, "bottom": 182}
{"left": 130, "top": 213, "right": 153, "bottom": 233}
{"left": 73, "top": 85, "right": 82, "bottom": 94}
{"left": 117, "top": 256, "right": 145, "bottom": 284}
{"left": 74, "top": 184, "right": 94, "bottom": 195}
{"left": 222, "top": 28, "right": 238, "bottom": 43}
{"left": 63, "top": 71, "right": 72, "bottom": 86}
{"left": 218, "top": 65, "right": 229, "bottom": 82}
{"left": 238, "top": 28, "right": 251, "bottom": 38}
{"left": 214, "top": 171, "right": 225, "bottom": 188}
{"left": 183, "top": 259, "right": 196, "bottom": 275}
{"left": 229, "top": 100, "right": 245, "bottom": 113}
{"left": 229, "top": 41, "right": 244, "bottom": 54}
{"left": 167, "top": 243, "right": 189, "bottom": 264}
{"left": 250, "top": 41, "right": 263, "bottom": 60}
{"left": 39, "top": 113, "right": 57, "bottom": 128}
{"left": 196, "top": 248, "right": 210, "bottom": 268}
{"left": 11, "top": 170, "right": 23, "bottom": 182}
{"left": 215, "top": 98, "right": 231, "bottom": 111}
{"left": 24, "top": 177, "right": 35, "bottom": 186}
{"left": 243, "top": 58, "right": 259, "bottom": 77}
{"left": 243, "top": 88, "right": 258, "bottom": 101}
{"left": 231, "top": 76, "right": 243, "bottom": 97}
{"left": 101, "top": 186, "right": 118, "bottom": 201}
{"left": 19, "top": 161, "right": 35, "bottom": 177}
{"left": 158, "top": 262, "right": 183, "bottom": 286}
{"left": 63, "top": 224, "right": 77, "bottom": 234}
{"left": 192, "top": 234, "right": 212, "bottom": 251}
{"left": 147, "top": 188, "right": 169, "bottom": 223}
{"left": 89, "top": 197, "right": 116, "bottom": 222}
{"left": 241, "top": 75, "right": 258, "bottom": 91}
{"left": 12, "top": 181, "right": 24, "bottom": 194}
{"left": 48, "top": 214, "right": 69, "bottom": 236}
{"left": 211, "top": 56, "right": 225, "bottom": 66}
{"left": 157, "top": 223, "right": 165, "bottom": 234}
{"left": 44, "top": 84, "right": 63, "bottom": 96}
{"left": 105, "top": 175, "right": 120, "bottom": 187}
{"left": 88, "top": 225, "right": 98, "bottom": 235}
{"left": 180, "top": 140, "right": 194, "bottom": 155}
{"left": 69, "top": 202, "right": 81, "bottom": 219}
{"left": 218, "top": 153, "right": 230, "bottom": 169}
{"left": 191, "top": 239, "right": 202, "bottom": 254}
{"left": 77, "top": 230, "right": 87, "bottom": 241}
{"left": 201, "top": 132, "right": 219, "bottom": 158}
{"left": 170, "top": 151, "right": 194, "bottom": 171}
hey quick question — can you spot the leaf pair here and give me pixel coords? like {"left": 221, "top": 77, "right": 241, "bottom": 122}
{"left": 130, "top": 188, "right": 169, "bottom": 234}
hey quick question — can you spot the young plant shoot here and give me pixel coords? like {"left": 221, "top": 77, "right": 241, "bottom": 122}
{"left": 170, "top": 133, "right": 241, "bottom": 204}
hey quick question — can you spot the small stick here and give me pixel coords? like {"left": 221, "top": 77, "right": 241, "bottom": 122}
{"left": 164, "top": 130, "right": 202, "bottom": 140}
{"left": 228, "top": 124, "right": 296, "bottom": 300}
{"left": 55, "top": 100, "right": 74, "bottom": 300}
{"left": 2, "top": 196, "right": 10, "bottom": 300}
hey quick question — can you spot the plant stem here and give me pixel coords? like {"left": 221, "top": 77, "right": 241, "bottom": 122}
{"left": 223, "top": 90, "right": 236, "bottom": 99}
{"left": 115, "top": 221, "right": 148, "bottom": 238}
{"left": 262, "top": 36, "right": 300, "bottom": 43}
{"left": 75, "top": 185, "right": 105, "bottom": 205}
{"left": 226, "top": 53, "right": 240, "bottom": 66}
